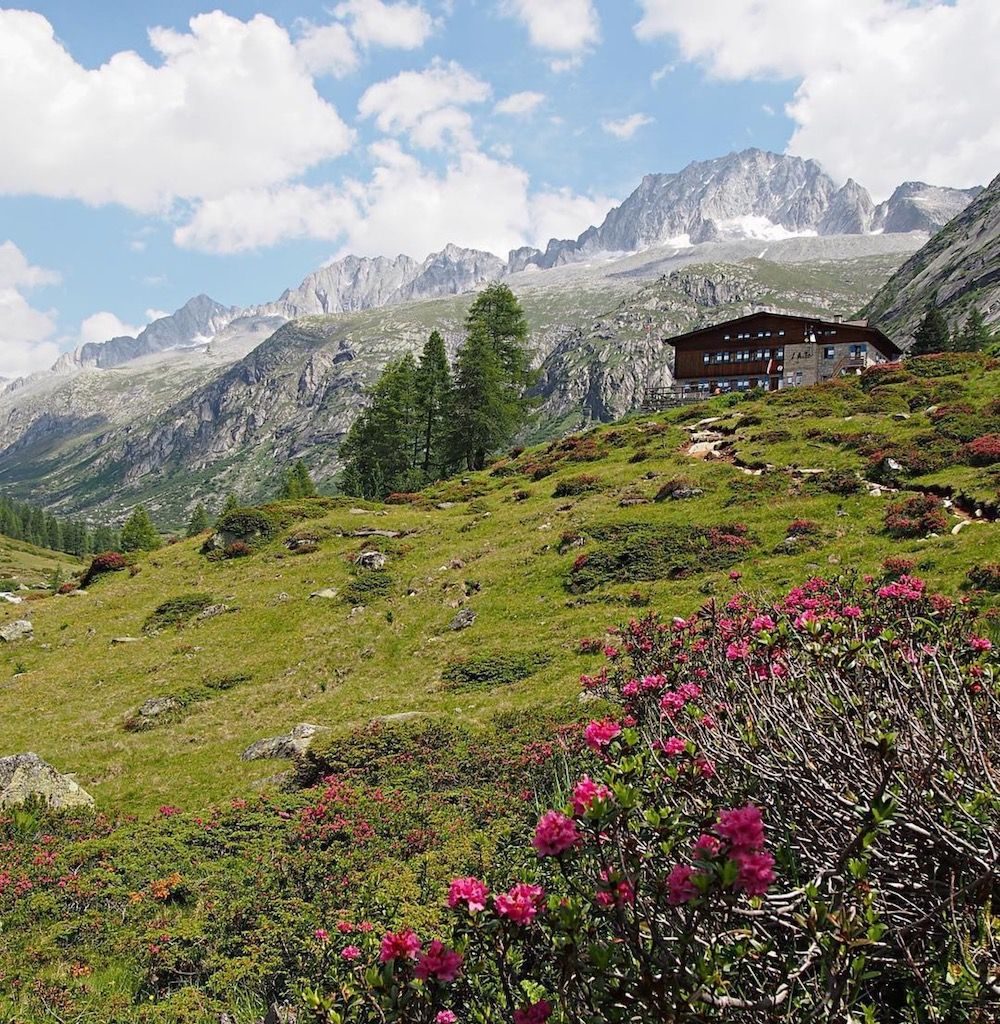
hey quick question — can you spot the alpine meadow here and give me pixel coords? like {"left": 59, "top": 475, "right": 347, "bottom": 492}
{"left": 0, "top": 3, "right": 999, "bottom": 1023}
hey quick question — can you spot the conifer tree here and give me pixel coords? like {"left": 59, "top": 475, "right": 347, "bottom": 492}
{"left": 910, "top": 304, "right": 951, "bottom": 356}
{"left": 415, "top": 330, "right": 453, "bottom": 477}
{"left": 217, "top": 494, "right": 240, "bottom": 525}
{"left": 340, "top": 355, "right": 421, "bottom": 499}
{"left": 120, "top": 506, "right": 162, "bottom": 552}
{"left": 448, "top": 284, "right": 535, "bottom": 471}
{"left": 953, "top": 308, "right": 992, "bottom": 352}
{"left": 280, "top": 460, "right": 318, "bottom": 499}
{"left": 186, "top": 504, "right": 211, "bottom": 537}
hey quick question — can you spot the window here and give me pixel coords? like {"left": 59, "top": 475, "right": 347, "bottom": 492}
{"left": 703, "top": 352, "right": 710, "bottom": 364}
{"left": 776, "top": 347, "right": 784, "bottom": 359}
{"left": 723, "top": 334, "right": 730, "bottom": 341}
{"left": 722, "top": 351, "right": 731, "bottom": 362}
{"left": 778, "top": 330, "right": 785, "bottom": 336}
{"left": 849, "top": 344, "right": 868, "bottom": 359}
{"left": 765, "top": 331, "right": 771, "bottom": 337}
{"left": 823, "top": 346, "right": 835, "bottom": 359}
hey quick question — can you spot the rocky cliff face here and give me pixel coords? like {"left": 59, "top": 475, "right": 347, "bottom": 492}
{"left": 510, "top": 151, "right": 980, "bottom": 272}
{"left": 52, "top": 295, "right": 241, "bottom": 372}
{"left": 872, "top": 182, "right": 984, "bottom": 235}
{"left": 863, "top": 173, "right": 1000, "bottom": 342}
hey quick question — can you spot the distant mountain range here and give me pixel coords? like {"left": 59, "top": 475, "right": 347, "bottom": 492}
{"left": 0, "top": 148, "right": 992, "bottom": 524}
{"left": 39, "top": 149, "right": 981, "bottom": 377}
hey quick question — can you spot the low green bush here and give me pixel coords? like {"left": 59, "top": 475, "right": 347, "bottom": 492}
{"left": 343, "top": 570, "right": 394, "bottom": 605}
{"left": 442, "top": 651, "right": 552, "bottom": 692}
{"left": 143, "top": 593, "right": 216, "bottom": 632}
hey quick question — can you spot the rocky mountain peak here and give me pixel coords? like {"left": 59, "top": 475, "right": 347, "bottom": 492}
{"left": 873, "top": 181, "right": 985, "bottom": 234}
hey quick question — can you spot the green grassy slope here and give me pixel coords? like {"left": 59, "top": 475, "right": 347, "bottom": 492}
{"left": 0, "top": 534, "right": 83, "bottom": 586}
{"left": 1, "top": 355, "right": 997, "bottom": 814}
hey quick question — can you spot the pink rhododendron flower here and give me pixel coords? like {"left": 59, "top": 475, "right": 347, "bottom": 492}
{"left": 533, "top": 811, "right": 580, "bottom": 856}
{"left": 752, "top": 614, "right": 776, "bottom": 631}
{"left": 436, "top": 1013, "right": 457, "bottom": 1024}
{"left": 379, "top": 929, "right": 422, "bottom": 963}
{"left": 414, "top": 939, "right": 463, "bottom": 982}
{"left": 514, "top": 1000, "right": 553, "bottom": 1024}
{"left": 692, "top": 833, "right": 721, "bottom": 859}
{"left": 842, "top": 605, "right": 862, "bottom": 618}
{"left": 679, "top": 682, "right": 702, "bottom": 700}
{"left": 657, "top": 736, "right": 687, "bottom": 757}
{"left": 595, "top": 870, "right": 635, "bottom": 908}
{"left": 341, "top": 945, "right": 361, "bottom": 960}
{"left": 667, "top": 864, "right": 700, "bottom": 905}
{"left": 695, "top": 757, "right": 716, "bottom": 778}
{"left": 584, "top": 719, "right": 621, "bottom": 753}
{"left": 717, "top": 805, "right": 766, "bottom": 851}
{"left": 314, "top": 928, "right": 330, "bottom": 943}
{"left": 726, "top": 640, "right": 750, "bottom": 661}
{"left": 970, "top": 636, "right": 993, "bottom": 652}
{"left": 495, "top": 883, "right": 546, "bottom": 925}
{"left": 659, "top": 691, "right": 686, "bottom": 718}
{"left": 732, "top": 850, "right": 776, "bottom": 896}
{"left": 447, "top": 877, "right": 489, "bottom": 913}
{"left": 571, "top": 776, "right": 612, "bottom": 816}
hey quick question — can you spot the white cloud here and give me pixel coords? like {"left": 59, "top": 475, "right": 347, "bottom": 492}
{"left": 501, "top": 0, "right": 600, "bottom": 55}
{"left": 295, "top": 20, "right": 360, "bottom": 77}
{"left": 633, "top": 0, "right": 1000, "bottom": 197}
{"left": 146, "top": 309, "right": 171, "bottom": 323}
{"left": 0, "top": 241, "right": 60, "bottom": 378}
{"left": 0, "top": 10, "right": 353, "bottom": 213}
{"left": 602, "top": 113, "right": 654, "bottom": 140}
{"left": 334, "top": 0, "right": 435, "bottom": 49}
{"left": 175, "top": 142, "right": 610, "bottom": 258}
{"left": 495, "top": 91, "right": 545, "bottom": 116}
{"left": 79, "top": 311, "right": 144, "bottom": 344}
{"left": 650, "top": 63, "right": 674, "bottom": 85}
{"left": 358, "top": 60, "right": 491, "bottom": 149}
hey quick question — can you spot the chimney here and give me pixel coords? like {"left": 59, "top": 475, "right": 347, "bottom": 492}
{"left": 834, "top": 314, "right": 843, "bottom": 323}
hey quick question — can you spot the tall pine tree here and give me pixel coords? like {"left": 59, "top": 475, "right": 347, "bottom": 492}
{"left": 448, "top": 284, "right": 534, "bottom": 471}
{"left": 911, "top": 304, "right": 951, "bottom": 355}
{"left": 340, "top": 355, "right": 422, "bottom": 499}
{"left": 953, "top": 308, "right": 992, "bottom": 352}
{"left": 120, "top": 506, "right": 162, "bottom": 552}
{"left": 415, "top": 330, "right": 453, "bottom": 477}
{"left": 186, "top": 504, "right": 211, "bottom": 537}
{"left": 279, "top": 460, "right": 318, "bottom": 499}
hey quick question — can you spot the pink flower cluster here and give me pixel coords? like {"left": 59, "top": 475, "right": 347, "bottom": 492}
{"left": 571, "top": 775, "right": 612, "bottom": 816}
{"left": 877, "top": 574, "right": 926, "bottom": 602}
{"left": 496, "top": 883, "right": 546, "bottom": 925}
{"left": 584, "top": 718, "right": 621, "bottom": 754}
{"left": 514, "top": 1000, "right": 553, "bottom": 1024}
{"left": 533, "top": 810, "right": 579, "bottom": 856}
{"left": 667, "top": 805, "right": 776, "bottom": 906}
{"left": 379, "top": 929, "right": 422, "bottom": 963}
{"left": 447, "top": 876, "right": 489, "bottom": 913}
{"left": 414, "top": 939, "right": 463, "bottom": 983}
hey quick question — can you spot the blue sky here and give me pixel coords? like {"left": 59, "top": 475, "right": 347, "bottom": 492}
{"left": 1, "top": 0, "right": 997, "bottom": 377}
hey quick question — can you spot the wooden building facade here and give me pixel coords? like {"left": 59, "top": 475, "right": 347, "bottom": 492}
{"left": 665, "top": 311, "right": 902, "bottom": 397}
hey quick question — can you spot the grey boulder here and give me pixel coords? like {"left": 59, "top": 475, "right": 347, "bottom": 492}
{"left": 0, "top": 753, "right": 94, "bottom": 809}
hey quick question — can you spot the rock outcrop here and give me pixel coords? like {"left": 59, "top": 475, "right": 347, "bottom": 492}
{"left": 0, "top": 620, "right": 33, "bottom": 643}
{"left": 0, "top": 753, "right": 94, "bottom": 809}
{"left": 241, "top": 723, "right": 328, "bottom": 761}
{"left": 864, "top": 171, "right": 1000, "bottom": 343}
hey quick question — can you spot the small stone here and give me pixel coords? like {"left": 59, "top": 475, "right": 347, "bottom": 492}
{"left": 449, "top": 608, "right": 477, "bottom": 631}
{"left": 241, "top": 723, "right": 328, "bottom": 761}
{"left": 354, "top": 550, "right": 387, "bottom": 570}
{"left": 197, "top": 603, "right": 234, "bottom": 620}
{"left": 0, "top": 620, "right": 33, "bottom": 643}
{"left": 309, "top": 588, "right": 340, "bottom": 600}
{"left": 111, "top": 636, "right": 142, "bottom": 645}
{"left": 449, "top": 558, "right": 465, "bottom": 570}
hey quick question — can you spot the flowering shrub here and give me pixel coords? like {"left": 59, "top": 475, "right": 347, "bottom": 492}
{"left": 304, "top": 573, "right": 998, "bottom": 1022}
{"left": 884, "top": 493, "right": 949, "bottom": 537}
{"left": 967, "top": 563, "right": 1000, "bottom": 593}
{"left": 80, "top": 551, "right": 129, "bottom": 588}
{"left": 963, "top": 433, "right": 1000, "bottom": 466}
{"left": 786, "top": 518, "right": 820, "bottom": 536}
{"left": 223, "top": 540, "right": 252, "bottom": 559}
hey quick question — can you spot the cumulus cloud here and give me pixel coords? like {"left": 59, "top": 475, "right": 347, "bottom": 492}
{"left": 358, "top": 60, "right": 491, "bottom": 149}
{"left": 175, "top": 142, "right": 613, "bottom": 258}
{"left": 334, "top": 0, "right": 435, "bottom": 49}
{"left": 295, "top": 20, "right": 360, "bottom": 77}
{"left": 602, "top": 113, "right": 654, "bottom": 140}
{"left": 0, "top": 10, "right": 353, "bottom": 212}
{"left": 0, "top": 241, "right": 60, "bottom": 378}
{"left": 501, "top": 0, "right": 600, "bottom": 60}
{"left": 633, "top": 0, "right": 1000, "bottom": 197}
{"left": 79, "top": 311, "right": 144, "bottom": 344}
{"left": 495, "top": 91, "right": 546, "bottom": 116}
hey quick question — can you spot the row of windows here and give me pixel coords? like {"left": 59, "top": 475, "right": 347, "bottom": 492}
{"left": 723, "top": 329, "right": 786, "bottom": 341}
{"left": 682, "top": 378, "right": 774, "bottom": 393}
{"left": 702, "top": 348, "right": 784, "bottom": 364}
{"left": 822, "top": 344, "right": 869, "bottom": 359}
